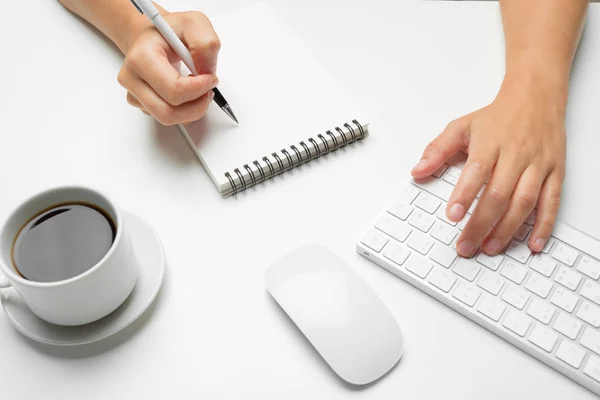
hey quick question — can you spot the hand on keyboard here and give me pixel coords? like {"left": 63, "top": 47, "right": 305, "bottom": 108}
{"left": 411, "top": 78, "right": 566, "bottom": 258}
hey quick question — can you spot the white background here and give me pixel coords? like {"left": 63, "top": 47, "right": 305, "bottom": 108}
{"left": 1, "top": 0, "right": 600, "bottom": 398}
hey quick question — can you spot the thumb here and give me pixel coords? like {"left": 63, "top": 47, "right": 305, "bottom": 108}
{"left": 180, "top": 12, "right": 221, "bottom": 75}
{"left": 411, "top": 115, "right": 471, "bottom": 178}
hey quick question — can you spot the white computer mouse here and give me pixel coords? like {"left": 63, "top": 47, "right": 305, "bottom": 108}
{"left": 265, "top": 244, "right": 404, "bottom": 385}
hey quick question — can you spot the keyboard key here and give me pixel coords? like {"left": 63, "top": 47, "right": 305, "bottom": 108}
{"left": 502, "top": 309, "right": 531, "bottom": 337}
{"left": 555, "top": 341, "right": 585, "bottom": 369}
{"left": 433, "top": 164, "right": 448, "bottom": 178}
{"left": 408, "top": 210, "right": 435, "bottom": 233}
{"left": 550, "top": 287, "right": 579, "bottom": 313}
{"left": 505, "top": 240, "right": 532, "bottom": 264}
{"left": 581, "top": 328, "right": 600, "bottom": 355}
{"left": 436, "top": 204, "right": 457, "bottom": 226}
{"left": 581, "top": 280, "right": 600, "bottom": 305}
{"left": 476, "top": 184, "right": 486, "bottom": 199}
{"left": 413, "top": 178, "right": 454, "bottom": 202}
{"left": 387, "top": 203, "right": 413, "bottom": 221}
{"left": 501, "top": 285, "right": 530, "bottom": 310}
{"left": 397, "top": 185, "right": 420, "bottom": 205}
{"left": 405, "top": 257, "right": 434, "bottom": 279}
{"left": 429, "top": 243, "right": 457, "bottom": 268}
{"left": 452, "top": 282, "right": 481, "bottom": 307}
{"left": 477, "top": 295, "right": 506, "bottom": 322}
{"left": 552, "top": 243, "right": 579, "bottom": 267}
{"left": 477, "top": 270, "right": 505, "bottom": 295}
{"left": 525, "top": 274, "right": 553, "bottom": 299}
{"left": 529, "top": 254, "right": 557, "bottom": 277}
{"left": 584, "top": 355, "right": 600, "bottom": 383}
{"left": 578, "top": 256, "right": 600, "bottom": 280}
{"left": 553, "top": 313, "right": 582, "bottom": 340}
{"left": 415, "top": 192, "right": 442, "bottom": 214}
{"left": 457, "top": 214, "right": 471, "bottom": 231}
{"left": 382, "top": 242, "right": 411, "bottom": 266}
{"left": 428, "top": 267, "right": 457, "bottom": 293}
{"left": 514, "top": 224, "right": 531, "bottom": 241}
{"left": 525, "top": 209, "right": 537, "bottom": 225}
{"left": 467, "top": 198, "right": 479, "bottom": 215}
{"left": 446, "top": 166, "right": 462, "bottom": 179}
{"left": 453, "top": 258, "right": 481, "bottom": 282}
{"left": 375, "top": 214, "right": 412, "bottom": 243}
{"left": 443, "top": 174, "right": 459, "bottom": 186}
{"left": 361, "top": 229, "right": 388, "bottom": 252}
{"left": 407, "top": 231, "right": 435, "bottom": 255}
{"left": 527, "top": 298, "right": 556, "bottom": 324}
{"left": 542, "top": 237, "right": 556, "bottom": 254}
{"left": 430, "top": 221, "right": 457, "bottom": 245}
{"left": 554, "top": 266, "right": 582, "bottom": 291}
{"left": 577, "top": 301, "right": 600, "bottom": 328}
{"left": 476, "top": 253, "right": 504, "bottom": 271}
{"left": 500, "top": 261, "right": 528, "bottom": 285}
{"left": 528, "top": 324, "right": 558, "bottom": 352}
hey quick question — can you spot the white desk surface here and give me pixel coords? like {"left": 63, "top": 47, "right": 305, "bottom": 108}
{"left": 1, "top": 1, "right": 600, "bottom": 398}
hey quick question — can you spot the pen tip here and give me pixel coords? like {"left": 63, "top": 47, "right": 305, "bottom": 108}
{"left": 222, "top": 104, "right": 238, "bottom": 124}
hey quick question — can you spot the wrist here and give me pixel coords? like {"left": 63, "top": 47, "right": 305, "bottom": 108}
{"left": 500, "top": 69, "right": 569, "bottom": 114}
{"left": 118, "top": 4, "right": 170, "bottom": 53}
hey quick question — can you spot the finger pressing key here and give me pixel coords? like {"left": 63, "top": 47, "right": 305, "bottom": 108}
{"left": 482, "top": 166, "right": 543, "bottom": 255}
{"left": 457, "top": 154, "right": 525, "bottom": 257}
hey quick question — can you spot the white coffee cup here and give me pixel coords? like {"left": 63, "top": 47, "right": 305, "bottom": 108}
{"left": 0, "top": 186, "right": 139, "bottom": 326}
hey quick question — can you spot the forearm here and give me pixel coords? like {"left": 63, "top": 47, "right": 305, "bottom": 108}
{"left": 58, "top": 0, "right": 167, "bottom": 53}
{"left": 500, "top": 0, "right": 589, "bottom": 98}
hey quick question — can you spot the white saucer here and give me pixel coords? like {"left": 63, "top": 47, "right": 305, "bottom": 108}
{"left": 0, "top": 211, "right": 165, "bottom": 346}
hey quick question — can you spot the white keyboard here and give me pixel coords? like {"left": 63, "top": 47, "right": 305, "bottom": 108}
{"left": 357, "top": 160, "right": 600, "bottom": 396}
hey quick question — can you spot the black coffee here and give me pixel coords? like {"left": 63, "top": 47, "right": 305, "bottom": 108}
{"left": 11, "top": 203, "right": 116, "bottom": 282}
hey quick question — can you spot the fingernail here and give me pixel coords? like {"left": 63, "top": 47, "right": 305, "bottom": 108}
{"left": 209, "top": 91, "right": 215, "bottom": 100}
{"left": 533, "top": 238, "right": 546, "bottom": 252}
{"left": 448, "top": 203, "right": 465, "bottom": 221}
{"left": 457, "top": 241, "right": 476, "bottom": 257}
{"left": 484, "top": 239, "right": 501, "bottom": 255}
{"left": 211, "top": 77, "right": 220, "bottom": 88}
{"left": 412, "top": 158, "right": 427, "bottom": 171}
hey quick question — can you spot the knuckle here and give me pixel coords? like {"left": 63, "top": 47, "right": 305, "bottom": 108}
{"left": 515, "top": 190, "right": 537, "bottom": 210}
{"left": 198, "top": 36, "right": 221, "bottom": 52}
{"left": 117, "top": 67, "right": 128, "bottom": 87}
{"left": 125, "top": 48, "right": 145, "bottom": 71}
{"left": 546, "top": 194, "right": 561, "bottom": 210}
{"left": 468, "top": 159, "right": 490, "bottom": 175}
{"left": 486, "top": 185, "right": 508, "bottom": 203}
{"left": 445, "top": 119, "right": 460, "bottom": 132}
{"left": 155, "top": 104, "right": 178, "bottom": 126}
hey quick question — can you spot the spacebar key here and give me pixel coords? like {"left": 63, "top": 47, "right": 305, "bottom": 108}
{"left": 413, "top": 178, "right": 454, "bottom": 202}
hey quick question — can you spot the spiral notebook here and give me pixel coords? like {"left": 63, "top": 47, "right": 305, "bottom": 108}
{"left": 178, "top": 3, "right": 369, "bottom": 198}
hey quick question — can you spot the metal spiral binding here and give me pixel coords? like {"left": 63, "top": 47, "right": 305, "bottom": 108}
{"left": 290, "top": 145, "right": 303, "bottom": 166}
{"left": 326, "top": 130, "right": 339, "bottom": 151}
{"left": 308, "top": 138, "right": 321, "bottom": 158}
{"left": 253, "top": 160, "right": 266, "bottom": 181}
{"left": 318, "top": 134, "right": 330, "bottom": 154}
{"left": 281, "top": 149, "right": 293, "bottom": 170}
{"left": 263, "top": 156, "right": 275, "bottom": 177}
{"left": 234, "top": 168, "right": 247, "bottom": 191}
{"left": 224, "top": 120, "right": 366, "bottom": 196}
{"left": 244, "top": 164, "right": 256, "bottom": 185}
{"left": 299, "top": 141, "right": 311, "bottom": 161}
{"left": 335, "top": 127, "right": 348, "bottom": 148}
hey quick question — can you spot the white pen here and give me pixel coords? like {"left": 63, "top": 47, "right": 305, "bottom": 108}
{"left": 129, "top": 0, "right": 238, "bottom": 123}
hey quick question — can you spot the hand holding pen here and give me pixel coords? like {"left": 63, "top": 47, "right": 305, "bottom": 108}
{"left": 116, "top": 0, "right": 237, "bottom": 125}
